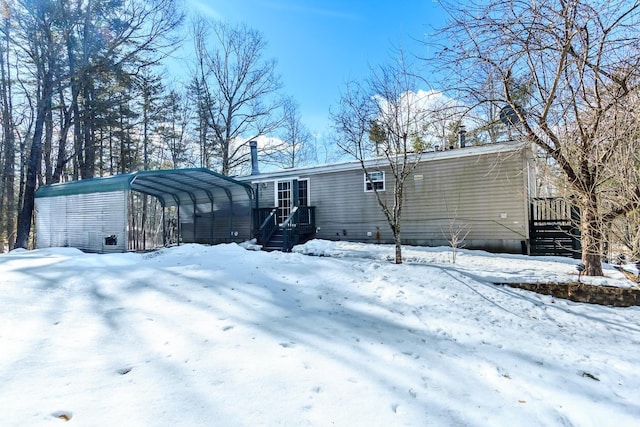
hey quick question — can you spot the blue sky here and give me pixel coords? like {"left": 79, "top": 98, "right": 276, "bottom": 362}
{"left": 187, "top": 0, "right": 450, "bottom": 136}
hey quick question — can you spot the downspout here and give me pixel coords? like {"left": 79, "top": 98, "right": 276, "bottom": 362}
{"left": 254, "top": 183, "right": 260, "bottom": 238}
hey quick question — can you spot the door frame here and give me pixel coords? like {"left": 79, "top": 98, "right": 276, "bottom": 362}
{"left": 274, "top": 178, "right": 310, "bottom": 224}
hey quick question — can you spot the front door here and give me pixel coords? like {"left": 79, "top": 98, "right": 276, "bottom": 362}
{"left": 277, "top": 181, "right": 292, "bottom": 224}
{"left": 276, "top": 179, "right": 309, "bottom": 224}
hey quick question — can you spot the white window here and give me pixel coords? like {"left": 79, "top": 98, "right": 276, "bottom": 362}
{"left": 364, "top": 171, "right": 385, "bottom": 192}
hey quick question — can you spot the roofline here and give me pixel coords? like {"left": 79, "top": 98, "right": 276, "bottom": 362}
{"left": 133, "top": 167, "right": 253, "bottom": 191}
{"left": 35, "top": 173, "right": 134, "bottom": 198}
{"left": 237, "top": 141, "right": 527, "bottom": 183}
{"left": 35, "top": 167, "right": 253, "bottom": 198}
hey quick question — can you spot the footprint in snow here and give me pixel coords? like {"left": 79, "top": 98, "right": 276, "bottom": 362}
{"left": 52, "top": 411, "right": 73, "bottom": 421}
{"left": 117, "top": 367, "right": 133, "bottom": 375}
{"left": 279, "top": 342, "right": 295, "bottom": 348}
{"left": 222, "top": 325, "right": 234, "bottom": 332}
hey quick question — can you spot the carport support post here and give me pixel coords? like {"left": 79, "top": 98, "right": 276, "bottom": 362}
{"left": 208, "top": 194, "right": 215, "bottom": 245}
{"left": 177, "top": 204, "right": 181, "bottom": 246}
{"left": 221, "top": 187, "right": 233, "bottom": 243}
{"left": 162, "top": 205, "right": 166, "bottom": 246}
{"left": 192, "top": 198, "right": 197, "bottom": 244}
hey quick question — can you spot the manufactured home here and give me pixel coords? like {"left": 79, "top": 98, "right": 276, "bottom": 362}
{"left": 239, "top": 141, "right": 535, "bottom": 254}
{"left": 35, "top": 141, "right": 580, "bottom": 257}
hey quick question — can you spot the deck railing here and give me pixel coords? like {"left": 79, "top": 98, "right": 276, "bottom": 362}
{"left": 253, "top": 206, "right": 316, "bottom": 250}
{"left": 529, "top": 198, "right": 581, "bottom": 258}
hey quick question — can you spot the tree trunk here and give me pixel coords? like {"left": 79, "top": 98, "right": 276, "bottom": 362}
{"left": 394, "top": 227, "right": 402, "bottom": 264}
{"left": 15, "top": 73, "right": 52, "bottom": 249}
{"left": 0, "top": 19, "right": 15, "bottom": 251}
{"left": 81, "top": 79, "right": 95, "bottom": 179}
{"left": 52, "top": 85, "right": 73, "bottom": 184}
{"left": 43, "top": 93, "right": 54, "bottom": 183}
{"left": 580, "top": 197, "right": 604, "bottom": 276}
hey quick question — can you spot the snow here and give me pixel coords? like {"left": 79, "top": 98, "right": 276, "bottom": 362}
{"left": 1, "top": 240, "right": 639, "bottom": 426}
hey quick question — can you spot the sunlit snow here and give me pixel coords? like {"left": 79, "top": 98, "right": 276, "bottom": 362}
{"left": 1, "top": 241, "right": 638, "bottom": 426}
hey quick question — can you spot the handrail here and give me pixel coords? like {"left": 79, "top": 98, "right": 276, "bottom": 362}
{"left": 254, "top": 205, "right": 316, "bottom": 251}
{"left": 282, "top": 207, "right": 300, "bottom": 252}
{"left": 281, "top": 206, "right": 299, "bottom": 228}
{"left": 259, "top": 208, "right": 278, "bottom": 230}
{"left": 259, "top": 208, "right": 278, "bottom": 246}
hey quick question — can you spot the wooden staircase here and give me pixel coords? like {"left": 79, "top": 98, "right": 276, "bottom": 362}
{"left": 262, "top": 228, "right": 286, "bottom": 251}
{"left": 254, "top": 206, "right": 316, "bottom": 252}
{"left": 529, "top": 198, "right": 581, "bottom": 259}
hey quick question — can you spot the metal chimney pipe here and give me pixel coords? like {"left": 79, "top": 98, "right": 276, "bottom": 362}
{"left": 249, "top": 140, "right": 260, "bottom": 175}
{"left": 458, "top": 125, "right": 467, "bottom": 148}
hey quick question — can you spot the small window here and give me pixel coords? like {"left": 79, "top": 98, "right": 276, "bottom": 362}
{"left": 364, "top": 171, "right": 385, "bottom": 192}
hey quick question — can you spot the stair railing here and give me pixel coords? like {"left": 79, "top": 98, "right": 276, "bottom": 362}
{"left": 259, "top": 208, "right": 278, "bottom": 246}
{"left": 281, "top": 206, "right": 300, "bottom": 252}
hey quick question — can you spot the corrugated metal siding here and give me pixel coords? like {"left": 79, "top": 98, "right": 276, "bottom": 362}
{"left": 230, "top": 197, "right": 252, "bottom": 242}
{"left": 36, "top": 195, "right": 66, "bottom": 249}
{"left": 36, "top": 191, "right": 127, "bottom": 253}
{"left": 179, "top": 197, "right": 252, "bottom": 244}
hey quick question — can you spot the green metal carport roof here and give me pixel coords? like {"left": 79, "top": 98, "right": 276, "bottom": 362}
{"left": 35, "top": 168, "right": 254, "bottom": 207}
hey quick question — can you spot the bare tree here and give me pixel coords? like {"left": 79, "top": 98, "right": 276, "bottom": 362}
{"left": 447, "top": 219, "right": 470, "bottom": 264}
{"left": 598, "top": 90, "right": 640, "bottom": 260}
{"left": 263, "top": 97, "right": 315, "bottom": 169}
{"left": 8, "top": 0, "right": 183, "bottom": 249}
{"left": 0, "top": 3, "right": 16, "bottom": 251}
{"left": 192, "top": 19, "right": 283, "bottom": 175}
{"left": 430, "top": 0, "right": 640, "bottom": 276}
{"left": 12, "top": 0, "right": 59, "bottom": 249}
{"left": 157, "top": 88, "right": 191, "bottom": 168}
{"left": 331, "top": 51, "right": 432, "bottom": 264}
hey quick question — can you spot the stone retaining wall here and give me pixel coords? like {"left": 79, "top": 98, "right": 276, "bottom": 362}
{"left": 497, "top": 282, "right": 640, "bottom": 307}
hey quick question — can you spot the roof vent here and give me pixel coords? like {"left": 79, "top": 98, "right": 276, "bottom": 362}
{"left": 458, "top": 125, "right": 467, "bottom": 148}
{"left": 249, "top": 140, "right": 260, "bottom": 175}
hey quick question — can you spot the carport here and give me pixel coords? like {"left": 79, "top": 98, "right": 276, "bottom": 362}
{"left": 35, "top": 168, "right": 254, "bottom": 253}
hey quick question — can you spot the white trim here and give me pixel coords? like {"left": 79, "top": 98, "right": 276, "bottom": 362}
{"left": 275, "top": 180, "right": 292, "bottom": 224}
{"left": 236, "top": 141, "right": 526, "bottom": 182}
{"left": 298, "top": 178, "right": 311, "bottom": 205}
{"left": 250, "top": 176, "right": 301, "bottom": 185}
{"left": 273, "top": 178, "right": 311, "bottom": 205}
{"left": 364, "top": 171, "right": 385, "bottom": 192}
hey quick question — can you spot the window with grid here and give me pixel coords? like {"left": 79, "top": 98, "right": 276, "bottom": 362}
{"left": 298, "top": 179, "right": 309, "bottom": 206}
{"left": 364, "top": 171, "right": 385, "bottom": 192}
{"left": 277, "top": 181, "right": 291, "bottom": 223}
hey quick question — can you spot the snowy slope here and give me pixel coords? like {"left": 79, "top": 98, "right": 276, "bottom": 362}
{"left": 0, "top": 241, "right": 639, "bottom": 426}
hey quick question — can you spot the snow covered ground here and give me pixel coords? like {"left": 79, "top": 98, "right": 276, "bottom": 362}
{"left": 1, "top": 240, "right": 639, "bottom": 426}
